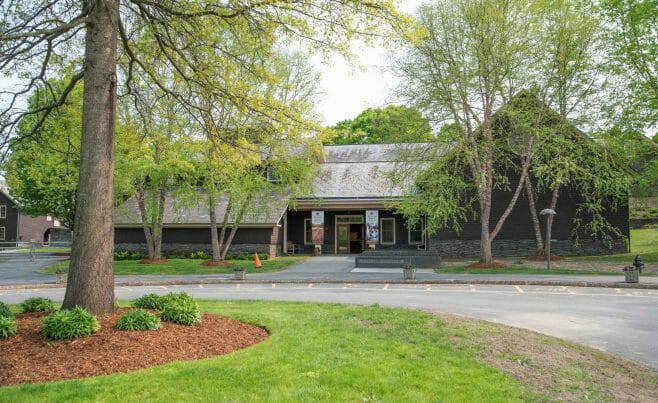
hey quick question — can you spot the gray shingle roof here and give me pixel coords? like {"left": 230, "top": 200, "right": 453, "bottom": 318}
{"left": 115, "top": 191, "right": 287, "bottom": 226}
{"left": 323, "top": 143, "right": 431, "bottom": 163}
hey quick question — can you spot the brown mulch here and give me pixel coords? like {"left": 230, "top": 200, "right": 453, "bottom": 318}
{"left": 466, "top": 260, "right": 508, "bottom": 268}
{"left": 525, "top": 254, "right": 563, "bottom": 261}
{"left": 138, "top": 258, "right": 170, "bottom": 264}
{"left": 201, "top": 260, "right": 232, "bottom": 267}
{"left": 0, "top": 309, "right": 269, "bottom": 386}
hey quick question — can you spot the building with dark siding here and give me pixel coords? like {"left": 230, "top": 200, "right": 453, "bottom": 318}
{"left": 114, "top": 142, "right": 629, "bottom": 258}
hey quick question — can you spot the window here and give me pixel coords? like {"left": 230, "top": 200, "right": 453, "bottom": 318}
{"left": 304, "top": 218, "right": 312, "bottom": 245}
{"left": 266, "top": 166, "right": 280, "bottom": 182}
{"left": 408, "top": 220, "right": 424, "bottom": 245}
{"left": 380, "top": 218, "right": 395, "bottom": 245}
{"left": 336, "top": 216, "right": 363, "bottom": 224}
{"left": 0, "top": 205, "right": 6, "bottom": 219}
{"left": 0, "top": 227, "right": 5, "bottom": 241}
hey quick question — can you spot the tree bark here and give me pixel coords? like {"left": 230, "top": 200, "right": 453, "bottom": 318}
{"left": 62, "top": 0, "right": 118, "bottom": 315}
{"left": 545, "top": 185, "right": 560, "bottom": 256}
{"left": 136, "top": 188, "right": 155, "bottom": 259}
{"left": 220, "top": 196, "right": 252, "bottom": 260}
{"left": 208, "top": 188, "right": 221, "bottom": 262}
{"left": 524, "top": 176, "right": 544, "bottom": 254}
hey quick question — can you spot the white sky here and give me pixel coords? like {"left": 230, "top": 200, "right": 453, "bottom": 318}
{"left": 314, "top": 1, "right": 422, "bottom": 126}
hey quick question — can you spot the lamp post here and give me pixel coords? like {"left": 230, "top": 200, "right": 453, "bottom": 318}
{"left": 540, "top": 208, "right": 556, "bottom": 270}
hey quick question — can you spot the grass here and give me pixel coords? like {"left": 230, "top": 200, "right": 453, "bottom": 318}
{"left": 42, "top": 256, "right": 307, "bottom": 276}
{"left": 1, "top": 301, "right": 656, "bottom": 401}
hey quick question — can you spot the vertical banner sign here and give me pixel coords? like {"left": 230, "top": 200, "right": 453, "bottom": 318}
{"left": 311, "top": 211, "right": 324, "bottom": 246}
{"left": 365, "top": 210, "right": 379, "bottom": 245}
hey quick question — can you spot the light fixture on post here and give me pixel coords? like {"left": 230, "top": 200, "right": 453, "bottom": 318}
{"left": 539, "top": 208, "right": 556, "bottom": 270}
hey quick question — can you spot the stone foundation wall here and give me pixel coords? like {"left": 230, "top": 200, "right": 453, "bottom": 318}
{"left": 116, "top": 242, "right": 276, "bottom": 257}
{"left": 428, "top": 238, "right": 628, "bottom": 258}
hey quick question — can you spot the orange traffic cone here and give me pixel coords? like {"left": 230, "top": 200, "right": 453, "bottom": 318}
{"left": 254, "top": 253, "right": 262, "bottom": 269}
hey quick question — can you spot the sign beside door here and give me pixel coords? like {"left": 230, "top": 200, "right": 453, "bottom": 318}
{"left": 311, "top": 211, "right": 324, "bottom": 246}
{"left": 365, "top": 210, "right": 379, "bottom": 245}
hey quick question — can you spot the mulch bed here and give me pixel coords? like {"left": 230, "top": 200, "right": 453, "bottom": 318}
{"left": 466, "top": 260, "right": 508, "bottom": 268}
{"left": 0, "top": 309, "right": 269, "bottom": 386}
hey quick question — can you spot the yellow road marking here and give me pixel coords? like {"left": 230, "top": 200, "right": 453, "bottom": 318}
{"left": 383, "top": 284, "right": 389, "bottom": 290}
{"left": 308, "top": 283, "right": 314, "bottom": 288}
{"left": 198, "top": 284, "right": 204, "bottom": 289}
{"left": 272, "top": 283, "right": 276, "bottom": 288}
{"left": 514, "top": 285, "right": 524, "bottom": 293}
{"left": 236, "top": 283, "right": 240, "bottom": 289}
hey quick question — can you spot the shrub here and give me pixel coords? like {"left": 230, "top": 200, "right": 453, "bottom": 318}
{"left": 133, "top": 293, "right": 167, "bottom": 310}
{"left": 0, "top": 301, "right": 13, "bottom": 318}
{"left": 42, "top": 307, "right": 100, "bottom": 340}
{"left": 0, "top": 315, "right": 17, "bottom": 339}
{"left": 114, "top": 251, "right": 147, "bottom": 260}
{"left": 117, "top": 309, "right": 161, "bottom": 331}
{"left": 189, "top": 250, "right": 209, "bottom": 259}
{"left": 21, "top": 297, "right": 55, "bottom": 313}
{"left": 160, "top": 292, "right": 201, "bottom": 326}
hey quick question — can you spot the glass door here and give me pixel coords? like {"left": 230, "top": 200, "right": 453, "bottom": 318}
{"left": 337, "top": 224, "right": 350, "bottom": 253}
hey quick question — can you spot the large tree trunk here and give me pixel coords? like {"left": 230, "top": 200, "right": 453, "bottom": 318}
{"left": 62, "top": 0, "right": 118, "bottom": 315}
{"left": 208, "top": 189, "right": 221, "bottom": 262}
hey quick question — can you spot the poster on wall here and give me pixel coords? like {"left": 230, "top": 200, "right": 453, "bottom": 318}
{"left": 311, "top": 211, "right": 324, "bottom": 246}
{"left": 365, "top": 210, "right": 379, "bottom": 245}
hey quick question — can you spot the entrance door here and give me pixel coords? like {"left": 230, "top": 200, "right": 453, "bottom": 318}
{"left": 337, "top": 224, "right": 350, "bottom": 253}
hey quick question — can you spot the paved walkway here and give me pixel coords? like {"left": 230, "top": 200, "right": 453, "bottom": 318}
{"left": 3, "top": 255, "right": 655, "bottom": 289}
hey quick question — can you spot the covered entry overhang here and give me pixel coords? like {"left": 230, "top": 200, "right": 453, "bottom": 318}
{"left": 283, "top": 197, "right": 426, "bottom": 255}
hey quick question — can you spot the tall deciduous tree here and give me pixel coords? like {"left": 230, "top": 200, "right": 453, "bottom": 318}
{"left": 524, "top": 0, "right": 604, "bottom": 255}
{"left": 1, "top": 1, "right": 404, "bottom": 314}
{"left": 329, "top": 105, "right": 434, "bottom": 144}
{"left": 5, "top": 80, "right": 82, "bottom": 230}
{"left": 599, "top": 0, "right": 657, "bottom": 130}
{"left": 393, "top": 0, "right": 536, "bottom": 263}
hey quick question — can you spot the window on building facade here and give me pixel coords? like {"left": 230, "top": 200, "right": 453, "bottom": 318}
{"left": 380, "top": 218, "right": 395, "bottom": 245}
{"left": 408, "top": 221, "right": 424, "bottom": 245}
{"left": 0, "top": 227, "right": 5, "bottom": 241}
{"left": 266, "top": 166, "right": 280, "bottom": 182}
{"left": 304, "top": 218, "right": 312, "bottom": 244}
{"left": 0, "top": 205, "right": 6, "bottom": 219}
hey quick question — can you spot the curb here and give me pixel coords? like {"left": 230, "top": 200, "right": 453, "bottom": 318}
{"left": 2, "top": 278, "right": 657, "bottom": 290}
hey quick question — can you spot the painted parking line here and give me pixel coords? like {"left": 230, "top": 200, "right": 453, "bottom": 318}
{"left": 514, "top": 285, "right": 524, "bottom": 293}
{"left": 383, "top": 284, "right": 389, "bottom": 290}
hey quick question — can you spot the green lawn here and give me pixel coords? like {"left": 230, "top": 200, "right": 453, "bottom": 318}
{"left": 43, "top": 256, "right": 306, "bottom": 275}
{"left": 3, "top": 301, "right": 655, "bottom": 401}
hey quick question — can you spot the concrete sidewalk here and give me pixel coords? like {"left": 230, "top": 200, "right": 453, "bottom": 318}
{"left": 1, "top": 255, "right": 657, "bottom": 290}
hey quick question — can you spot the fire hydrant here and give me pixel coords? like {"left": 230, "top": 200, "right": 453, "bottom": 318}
{"left": 633, "top": 255, "right": 644, "bottom": 273}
